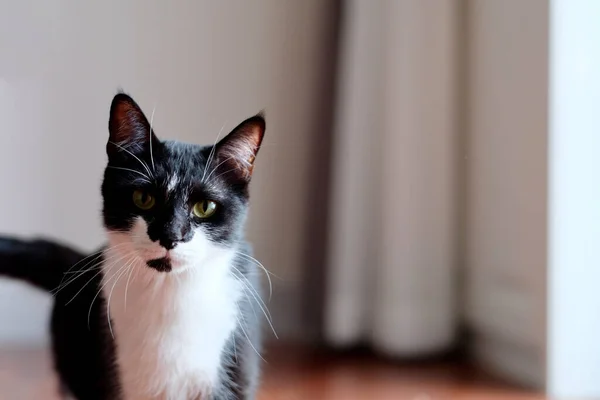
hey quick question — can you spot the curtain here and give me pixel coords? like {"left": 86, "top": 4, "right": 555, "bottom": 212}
{"left": 324, "top": 0, "right": 460, "bottom": 357}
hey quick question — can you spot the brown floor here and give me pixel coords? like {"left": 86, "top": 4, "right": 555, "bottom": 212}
{"left": 0, "top": 346, "right": 545, "bottom": 399}
{"left": 259, "top": 345, "right": 545, "bottom": 400}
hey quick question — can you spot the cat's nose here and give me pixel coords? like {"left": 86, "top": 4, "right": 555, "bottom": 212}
{"left": 158, "top": 223, "right": 192, "bottom": 250}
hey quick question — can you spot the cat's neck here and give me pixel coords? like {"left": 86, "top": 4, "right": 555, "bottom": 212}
{"left": 100, "top": 246, "right": 242, "bottom": 399}
{"left": 100, "top": 245, "right": 239, "bottom": 313}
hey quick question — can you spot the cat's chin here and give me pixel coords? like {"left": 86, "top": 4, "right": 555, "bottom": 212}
{"left": 146, "top": 257, "right": 172, "bottom": 273}
{"left": 145, "top": 253, "right": 192, "bottom": 274}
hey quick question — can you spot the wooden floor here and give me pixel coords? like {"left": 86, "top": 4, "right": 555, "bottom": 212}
{"left": 259, "top": 346, "right": 545, "bottom": 400}
{"left": 0, "top": 346, "right": 545, "bottom": 399}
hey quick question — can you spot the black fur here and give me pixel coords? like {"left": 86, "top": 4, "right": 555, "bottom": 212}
{"left": 0, "top": 93, "right": 266, "bottom": 399}
{"left": 0, "top": 238, "right": 83, "bottom": 291}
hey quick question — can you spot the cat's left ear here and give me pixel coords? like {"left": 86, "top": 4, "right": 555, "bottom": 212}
{"left": 215, "top": 113, "right": 265, "bottom": 181}
{"left": 107, "top": 93, "right": 158, "bottom": 156}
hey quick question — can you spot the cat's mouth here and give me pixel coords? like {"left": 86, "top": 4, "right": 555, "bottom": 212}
{"left": 146, "top": 256, "right": 172, "bottom": 272}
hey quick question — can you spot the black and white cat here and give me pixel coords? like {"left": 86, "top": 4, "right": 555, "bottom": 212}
{"left": 0, "top": 93, "right": 268, "bottom": 400}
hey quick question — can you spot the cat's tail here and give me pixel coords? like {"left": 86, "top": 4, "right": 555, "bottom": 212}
{"left": 0, "top": 237, "right": 85, "bottom": 292}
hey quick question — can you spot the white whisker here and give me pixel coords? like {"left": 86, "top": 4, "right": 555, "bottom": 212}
{"left": 123, "top": 261, "right": 137, "bottom": 312}
{"left": 56, "top": 254, "right": 103, "bottom": 291}
{"left": 106, "top": 166, "right": 151, "bottom": 182}
{"left": 61, "top": 249, "right": 105, "bottom": 277}
{"left": 54, "top": 263, "right": 103, "bottom": 297}
{"left": 236, "top": 313, "right": 265, "bottom": 363}
{"left": 230, "top": 267, "right": 272, "bottom": 321}
{"left": 232, "top": 274, "right": 259, "bottom": 321}
{"left": 211, "top": 167, "right": 239, "bottom": 181}
{"left": 109, "top": 141, "right": 154, "bottom": 179}
{"left": 55, "top": 246, "right": 130, "bottom": 296}
{"left": 58, "top": 243, "right": 129, "bottom": 287}
{"left": 64, "top": 251, "right": 133, "bottom": 305}
{"left": 230, "top": 267, "right": 278, "bottom": 339}
{"left": 107, "top": 258, "right": 136, "bottom": 338}
{"left": 62, "top": 265, "right": 103, "bottom": 275}
{"left": 235, "top": 251, "right": 275, "bottom": 301}
{"left": 149, "top": 102, "right": 157, "bottom": 172}
{"left": 55, "top": 259, "right": 107, "bottom": 296}
{"left": 204, "top": 155, "right": 237, "bottom": 183}
{"left": 86, "top": 252, "right": 136, "bottom": 328}
{"left": 201, "top": 121, "right": 228, "bottom": 184}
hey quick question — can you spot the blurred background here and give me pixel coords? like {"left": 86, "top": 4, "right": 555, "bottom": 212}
{"left": 0, "top": 0, "right": 599, "bottom": 399}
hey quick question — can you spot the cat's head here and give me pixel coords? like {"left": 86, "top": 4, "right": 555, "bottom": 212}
{"left": 101, "top": 93, "right": 265, "bottom": 273}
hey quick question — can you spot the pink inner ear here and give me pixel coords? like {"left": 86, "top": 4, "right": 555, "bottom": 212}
{"left": 217, "top": 119, "right": 264, "bottom": 179}
{"left": 109, "top": 95, "right": 151, "bottom": 148}
{"left": 116, "top": 111, "right": 143, "bottom": 143}
{"left": 220, "top": 136, "right": 259, "bottom": 177}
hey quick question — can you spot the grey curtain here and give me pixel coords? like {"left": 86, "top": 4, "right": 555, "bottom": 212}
{"left": 324, "top": 0, "right": 461, "bottom": 357}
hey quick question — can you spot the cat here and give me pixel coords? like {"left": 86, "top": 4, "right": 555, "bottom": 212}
{"left": 0, "top": 93, "right": 269, "bottom": 400}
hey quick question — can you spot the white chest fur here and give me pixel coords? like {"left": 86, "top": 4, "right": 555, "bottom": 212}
{"left": 102, "top": 250, "right": 242, "bottom": 400}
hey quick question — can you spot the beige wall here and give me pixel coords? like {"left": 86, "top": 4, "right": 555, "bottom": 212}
{"left": 464, "top": 0, "right": 548, "bottom": 387}
{"left": 0, "top": 0, "right": 338, "bottom": 345}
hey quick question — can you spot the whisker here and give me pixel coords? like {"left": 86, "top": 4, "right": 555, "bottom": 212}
{"left": 149, "top": 102, "right": 157, "bottom": 172}
{"left": 230, "top": 267, "right": 278, "bottom": 339}
{"left": 55, "top": 254, "right": 102, "bottom": 295}
{"left": 61, "top": 248, "right": 105, "bottom": 277}
{"left": 108, "top": 141, "right": 154, "bottom": 179}
{"left": 230, "top": 267, "right": 272, "bottom": 321}
{"left": 57, "top": 243, "right": 129, "bottom": 287}
{"left": 123, "top": 261, "right": 137, "bottom": 312}
{"left": 234, "top": 251, "right": 276, "bottom": 301}
{"left": 231, "top": 274, "right": 259, "bottom": 321}
{"left": 63, "top": 265, "right": 103, "bottom": 274}
{"left": 54, "top": 246, "right": 130, "bottom": 296}
{"left": 64, "top": 251, "right": 133, "bottom": 305}
{"left": 201, "top": 121, "right": 228, "bottom": 184}
{"left": 87, "top": 254, "right": 135, "bottom": 329}
{"left": 106, "top": 166, "right": 151, "bottom": 182}
{"left": 107, "top": 258, "right": 136, "bottom": 338}
{"left": 54, "top": 259, "right": 106, "bottom": 296}
{"left": 210, "top": 167, "right": 239, "bottom": 181}
{"left": 204, "top": 155, "right": 237, "bottom": 183}
{"left": 234, "top": 251, "right": 280, "bottom": 278}
{"left": 60, "top": 243, "right": 129, "bottom": 278}
{"left": 236, "top": 313, "right": 266, "bottom": 363}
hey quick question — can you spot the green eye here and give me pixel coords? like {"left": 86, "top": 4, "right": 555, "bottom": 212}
{"left": 133, "top": 190, "right": 155, "bottom": 210}
{"left": 193, "top": 200, "right": 217, "bottom": 218}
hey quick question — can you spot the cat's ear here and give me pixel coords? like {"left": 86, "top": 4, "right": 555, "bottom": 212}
{"left": 107, "top": 93, "right": 157, "bottom": 156}
{"left": 214, "top": 113, "right": 265, "bottom": 181}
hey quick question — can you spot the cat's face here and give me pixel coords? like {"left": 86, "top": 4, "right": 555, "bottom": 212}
{"left": 101, "top": 94, "right": 264, "bottom": 273}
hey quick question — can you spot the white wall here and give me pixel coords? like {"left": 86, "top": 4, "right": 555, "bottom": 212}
{"left": 466, "top": 1, "right": 600, "bottom": 395}
{"left": 548, "top": 0, "right": 600, "bottom": 397}
{"left": 464, "top": 0, "right": 549, "bottom": 388}
{"left": 0, "top": 0, "right": 336, "bottom": 346}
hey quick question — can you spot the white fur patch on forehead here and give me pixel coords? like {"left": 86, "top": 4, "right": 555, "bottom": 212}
{"left": 167, "top": 175, "right": 179, "bottom": 192}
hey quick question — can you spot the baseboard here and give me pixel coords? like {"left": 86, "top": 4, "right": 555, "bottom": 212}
{"left": 471, "top": 333, "right": 545, "bottom": 390}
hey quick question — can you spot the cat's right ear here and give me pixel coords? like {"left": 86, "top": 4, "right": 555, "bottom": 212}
{"left": 107, "top": 93, "right": 157, "bottom": 156}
